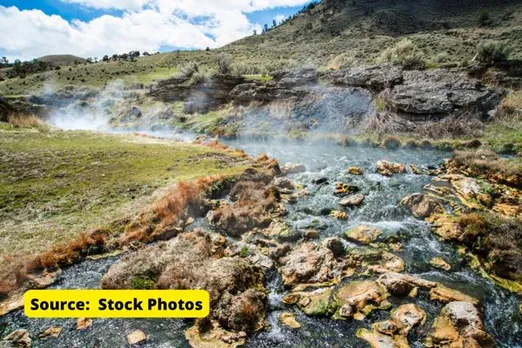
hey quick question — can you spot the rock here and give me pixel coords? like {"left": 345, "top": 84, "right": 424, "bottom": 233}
{"left": 356, "top": 328, "right": 409, "bottom": 348}
{"left": 312, "top": 177, "right": 329, "bottom": 185}
{"left": 322, "top": 238, "right": 345, "bottom": 258}
{"left": 304, "top": 230, "right": 320, "bottom": 239}
{"left": 391, "top": 304, "right": 426, "bottom": 334}
{"left": 357, "top": 304, "right": 425, "bottom": 348}
{"left": 278, "top": 241, "right": 348, "bottom": 287}
{"left": 102, "top": 230, "right": 267, "bottom": 334}
{"left": 377, "top": 272, "right": 437, "bottom": 297}
{"left": 334, "top": 280, "right": 390, "bottom": 319}
{"left": 2, "top": 329, "right": 32, "bottom": 348}
{"left": 282, "top": 293, "right": 301, "bottom": 305}
{"left": 0, "top": 295, "right": 24, "bottom": 316}
{"left": 348, "top": 167, "right": 364, "bottom": 175}
{"left": 376, "top": 161, "right": 406, "bottom": 176}
{"left": 430, "top": 257, "right": 451, "bottom": 271}
{"left": 426, "top": 302, "right": 495, "bottom": 348}
{"left": 326, "top": 64, "right": 404, "bottom": 91}
{"left": 279, "top": 312, "right": 301, "bottom": 329}
{"left": 272, "top": 177, "right": 295, "bottom": 191}
{"left": 207, "top": 180, "right": 285, "bottom": 237}
{"left": 262, "top": 221, "right": 301, "bottom": 243}
{"left": 429, "top": 285, "right": 479, "bottom": 306}
{"left": 344, "top": 226, "right": 383, "bottom": 245}
{"left": 185, "top": 321, "right": 246, "bottom": 348}
{"left": 400, "top": 193, "right": 444, "bottom": 218}
{"left": 296, "top": 287, "right": 335, "bottom": 317}
{"left": 339, "top": 194, "right": 365, "bottom": 207}
{"left": 339, "top": 304, "right": 354, "bottom": 318}
{"left": 76, "top": 318, "right": 92, "bottom": 331}
{"left": 39, "top": 327, "right": 62, "bottom": 339}
{"left": 282, "top": 163, "right": 306, "bottom": 174}
{"left": 389, "top": 69, "right": 502, "bottom": 120}
{"left": 410, "top": 164, "right": 422, "bottom": 175}
{"left": 127, "top": 330, "right": 148, "bottom": 345}
{"left": 335, "top": 183, "right": 360, "bottom": 195}
{"left": 330, "top": 210, "right": 348, "bottom": 220}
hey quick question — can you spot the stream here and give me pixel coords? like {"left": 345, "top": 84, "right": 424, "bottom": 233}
{"left": 1, "top": 138, "right": 521, "bottom": 347}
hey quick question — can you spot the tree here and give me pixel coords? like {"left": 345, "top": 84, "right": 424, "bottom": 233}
{"left": 206, "top": 47, "right": 210, "bottom": 52}
{"left": 264, "top": 24, "right": 269, "bottom": 33}
{"left": 112, "top": 54, "right": 119, "bottom": 60}
{"left": 86, "top": 57, "right": 93, "bottom": 63}
{"left": 273, "top": 19, "right": 277, "bottom": 27}
{"left": 0, "top": 57, "right": 7, "bottom": 65}
{"left": 102, "top": 55, "right": 109, "bottom": 62}
{"left": 253, "top": 29, "right": 257, "bottom": 35}
{"left": 479, "top": 10, "right": 491, "bottom": 27}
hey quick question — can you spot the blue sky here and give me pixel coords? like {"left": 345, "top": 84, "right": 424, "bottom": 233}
{"left": 0, "top": 0, "right": 314, "bottom": 61}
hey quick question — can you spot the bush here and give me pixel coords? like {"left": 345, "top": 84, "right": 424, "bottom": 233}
{"left": 217, "top": 53, "right": 233, "bottom": 75}
{"left": 433, "top": 52, "right": 449, "bottom": 64}
{"left": 378, "top": 39, "right": 426, "bottom": 70}
{"left": 477, "top": 41, "right": 511, "bottom": 65}
{"left": 478, "top": 10, "right": 491, "bottom": 27}
{"left": 327, "top": 53, "right": 355, "bottom": 70}
{"left": 177, "top": 61, "right": 200, "bottom": 78}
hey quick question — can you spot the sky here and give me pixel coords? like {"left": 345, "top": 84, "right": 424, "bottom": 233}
{"left": 0, "top": 0, "right": 314, "bottom": 61}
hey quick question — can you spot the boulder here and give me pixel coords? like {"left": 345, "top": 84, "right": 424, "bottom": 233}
{"left": 325, "top": 64, "right": 404, "bottom": 90}
{"left": 389, "top": 69, "right": 503, "bottom": 120}
{"left": 278, "top": 240, "right": 349, "bottom": 287}
{"left": 400, "top": 193, "right": 444, "bottom": 218}
{"left": 376, "top": 161, "right": 406, "bottom": 176}
{"left": 430, "top": 257, "right": 451, "bottom": 271}
{"left": 426, "top": 302, "right": 495, "bottom": 348}
{"left": 127, "top": 330, "right": 148, "bottom": 345}
{"left": 39, "top": 327, "right": 62, "bottom": 339}
{"left": 347, "top": 167, "right": 364, "bottom": 175}
{"left": 76, "top": 318, "right": 92, "bottom": 331}
{"left": 377, "top": 272, "right": 437, "bottom": 297}
{"left": 2, "top": 329, "right": 32, "bottom": 348}
{"left": 334, "top": 280, "right": 390, "bottom": 320}
{"left": 429, "top": 285, "right": 479, "bottom": 306}
{"left": 282, "top": 163, "right": 306, "bottom": 174}
{"left": 101, "top": 230, "right": 267, "bottom": 334}
{"left": 344, "top": 226, "right": 383, "bottom": 245}
{"left": 339, "top": 194, "right": 365, "bottom": 207}
{"left": 279, "top": 312, "right": 301, "bottom": 329}
{"left": 185, "top": 321, "right": 247, "bottom": 348}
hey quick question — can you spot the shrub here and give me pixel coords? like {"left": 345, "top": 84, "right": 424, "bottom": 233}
{"left": 131, "top": 276, "right": 155, "bottom": 289}
{"left": 434, "top": 52, "right": 449, "bottom": 64}
{"left": 477, "top": 41, "right": 511, "bottom": 65}
{"left": 7, "top": 113, "right": 49, "bottom": 132}
{"left": 478, "top": 10, "right": 491, "bottom": 27}
{"left": 327, "top": 53, "right": 355, "bottom": 70}
{"left": 382, "top": 136, "right": 401, "bottom": 149}
{"left": 177, "top": 61, "right": 200, "bottom": 78}
{"left": 217, "top": 53, "right": 233, "bottom": 75}
{"left": 378, "top": 39, "right": 426, "bottom": 70}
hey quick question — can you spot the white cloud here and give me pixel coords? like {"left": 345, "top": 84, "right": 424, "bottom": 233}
{"left": 274, "top": 14, "right": 287, "bottom": 25}
{"left": 0, "top": 1, "right": 310, "bottom": 61}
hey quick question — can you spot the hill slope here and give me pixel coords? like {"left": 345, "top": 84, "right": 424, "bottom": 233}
{"left": 37, "top": 54, "right": 86, "bottom": 66}
{"left": 0, "top": 0, "right": 521, "bottom": 96}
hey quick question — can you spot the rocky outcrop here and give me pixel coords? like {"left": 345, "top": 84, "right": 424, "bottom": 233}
{"left": 207, "top": 180, "right": 286, "bottom": 237}
{"left": 101, "top": 230, "right": 267, "bottom": 335}
{"left": 400, "top": 193, "right": 444, "bottom": 218}
{"left": 344, "top": 225, "right": 382, "bottom": 245}
{"left": 425, "top": 302, "right": 495, "bottom": 348}
{"left": 389, "top": 69, "right": 503, "bottom": 120}
{"left": 376, "top": 160, "right": 406, "bottom": 176}
{"left": 2, "top": 329, "right": 32, "bottom": 348}
{"left": 324, "top": 64, "right": 404, "bottom": 91}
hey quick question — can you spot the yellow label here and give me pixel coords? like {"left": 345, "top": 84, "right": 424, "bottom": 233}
{"left": 24, "top": 290, "right": 210, "bottom": 318}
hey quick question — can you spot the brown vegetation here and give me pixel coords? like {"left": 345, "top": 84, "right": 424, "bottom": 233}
{"left": 457, "top": 212, "right": 522, "bottom": 282}
{"left": 450, "top": 150, "right": 522, "bottom": 187}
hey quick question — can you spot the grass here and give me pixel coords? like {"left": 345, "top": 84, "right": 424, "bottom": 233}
{"left": 0, "top": 130, "right": 250, "bottom": 263}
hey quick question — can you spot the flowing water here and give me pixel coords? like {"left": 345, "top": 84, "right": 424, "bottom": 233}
{"left": 2, "top": 138, "right": 521, "bottom": 348}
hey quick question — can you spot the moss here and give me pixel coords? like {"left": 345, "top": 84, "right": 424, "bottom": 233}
{"left": 239, "top": 246, "right": 249, "bottom": 258}
{"left": 131, "top": 276, "right": 155, "bottom": 289}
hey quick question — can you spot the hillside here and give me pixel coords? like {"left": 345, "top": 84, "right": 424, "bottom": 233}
{"left": 37, "top": 54, "right": 86, "bottom": 66}
{"left": 1, "top": 0, "right": 521, "bottom": 96}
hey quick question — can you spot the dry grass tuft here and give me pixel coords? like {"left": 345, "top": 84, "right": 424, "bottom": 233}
{"left": 7, "top": 113, "right": 49, "bottom": 132}
{"left": 415, "top": 113, "right": 485, "bottom": 139}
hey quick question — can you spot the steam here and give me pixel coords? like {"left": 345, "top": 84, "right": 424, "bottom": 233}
{"left": 48, "top": 81, "right": 125, "bottom": 131}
